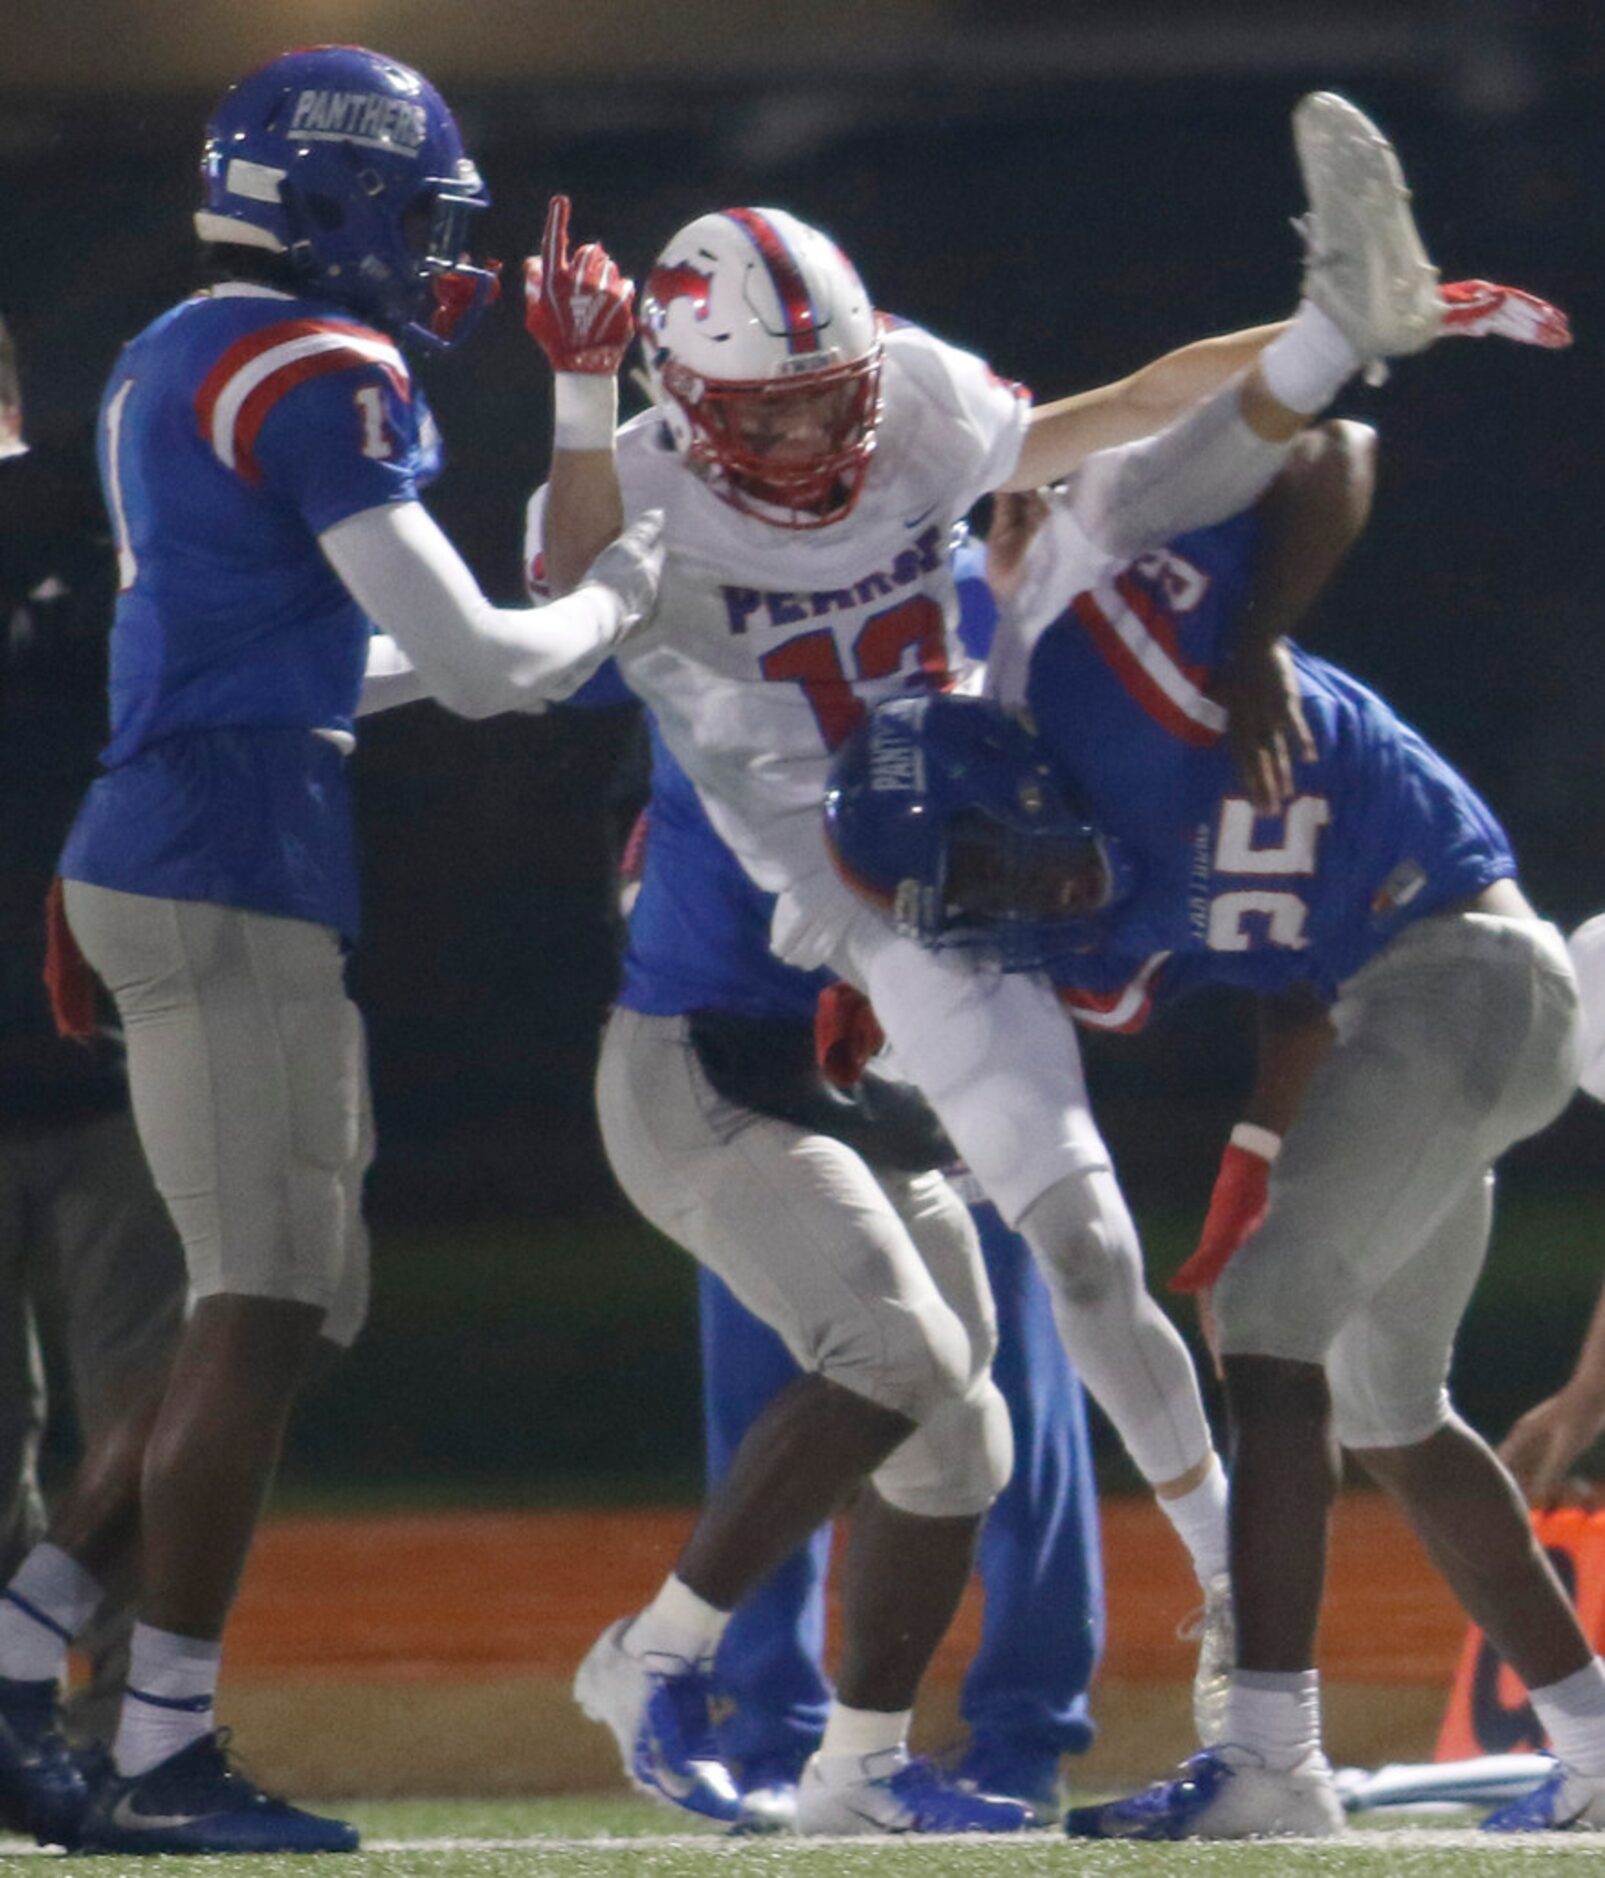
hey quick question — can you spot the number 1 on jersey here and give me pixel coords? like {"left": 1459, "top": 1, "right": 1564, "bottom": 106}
{"left": 103, "top": 377, "right": 139, "bottom": 593}
{"left": 354, "top": 385, "right": 394, "bottom": 461}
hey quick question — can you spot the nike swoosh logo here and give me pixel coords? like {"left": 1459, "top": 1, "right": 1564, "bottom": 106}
{"left": 903, "top": 506, "right": 937, "bottom": 530}
{"left": 109, "top": 1792, "right": 210, "bottom": 1834}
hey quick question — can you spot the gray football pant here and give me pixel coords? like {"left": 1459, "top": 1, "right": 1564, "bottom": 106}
{"left": 596, "top": 1006, "right": 1012, "bottom": 1517}
{"left": 1216, "top": 912, "right": 1580, "bottom": 1449}
{"left": 63, "top": 884, "right": 371, "bottom": 1344}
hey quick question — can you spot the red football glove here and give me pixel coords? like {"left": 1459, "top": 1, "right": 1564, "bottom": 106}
{"left": 523, "top": 195, "right": 636, "bottom": 375}
{"left": 43, "top": 877, "right": 97, "bottom": 1041}
{"left": 1439, "top": 279, "right": 1572, "bottom": 349}
{"left": 815, "top": 983, "right": 886, "bottom": 1090}
{"left": 1169, "top": 1127, "right": 1279, "bottom": 1294}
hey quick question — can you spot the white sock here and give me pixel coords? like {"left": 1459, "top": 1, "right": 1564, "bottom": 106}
{"left": 1157, "top": 1457, "right": 1230, "bottom": 1585}
{"left": 817, "top": 1703, "right": 911, "bottom": 1764}
{"left": 0, "top": 1543, "right": 102, "bottom": 1684}
{"left": 624, "top": 1574, "right": 728, "bottom": 1667}
{"left": 1258, "top": 301, "right": 1362, "bottom": 413}
{"left": 1222, "top": 1669, "right": 1324, "bottom": 1772}
{"left": 113, "top": 1624, "right": 222, "bottom": 1777}
{"left": 1531, "top": 1658, "right": 1605, "bottom": 1777}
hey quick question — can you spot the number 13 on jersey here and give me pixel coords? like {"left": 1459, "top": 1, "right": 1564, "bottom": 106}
{"left": 760, "top": 595, "right": 949, "bottom": 750}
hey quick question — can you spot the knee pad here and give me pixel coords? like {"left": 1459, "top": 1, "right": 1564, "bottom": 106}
{"left": 1328, "top": 1366, "right": 1455, "bottom": 1453}
{"left": 816, "top": 1286, "right": 975, "bottom": 1427}
{"left": 871, "top": 1375, "right": 1013, "bottom": 1519}
{"left": 1213, "top": 1253, "right": 1338, "bottom": 1366}
{"left": 1019, "top": 1168, "right": 1141, "bottom": 1311}
{"left": 318, "top": 1036, "right": 375, "bottom": 1351}
{"left": 319, "top": 1216, "right": 371, "bottom": 1350}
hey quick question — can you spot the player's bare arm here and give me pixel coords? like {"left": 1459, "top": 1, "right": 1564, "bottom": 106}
{"left": 1499, "top": 1283, "right": 1605, "bottom": 1507}
{"left": 1171, "top": 988, "right": 1335, "bottom": 1363}
{"left": 1500, "top": 925, "right": 1605, "bottom": 1506}
{"left": 1004, "top": 323, "right": 1291, "bottom": 492}
{"left": 1213, "top": 419, "right": 1378, "bottom": 811}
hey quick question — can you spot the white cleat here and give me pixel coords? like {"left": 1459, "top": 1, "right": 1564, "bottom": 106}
{"left": 795, "top": 1746, "right": 1035, "bottom": 1835}
{"left": 572, "top": 1617, "right": 741, "bottom": 1824}
{"left": 1179, "top": 1572, "right": 1235, "bottom": 1747}
{"left": 731, "top": 1778, "right": 798, "bottom": 1835}
{"left": 1065, "top": 1745, "right": 1346, "bottom": 1841}
{"left": 1292, "top": 91, "right": 1442, "bottom": 369}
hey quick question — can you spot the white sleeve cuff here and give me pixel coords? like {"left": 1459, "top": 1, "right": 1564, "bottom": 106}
{"left": 1229, "top": 1121, "right": 1282, "bottom": 1162}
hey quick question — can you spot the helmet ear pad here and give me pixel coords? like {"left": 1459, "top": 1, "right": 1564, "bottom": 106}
{"left": 278, "top": 146, "right": 411, "bottom": 309}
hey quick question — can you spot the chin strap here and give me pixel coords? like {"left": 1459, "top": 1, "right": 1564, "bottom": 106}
{"left": 427, "top": 261, "right": 503, "bottom": 347}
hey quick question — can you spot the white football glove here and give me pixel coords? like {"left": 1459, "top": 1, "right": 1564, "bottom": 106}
{"left": 579, "top": 509, "right": 665, "bottom": 639}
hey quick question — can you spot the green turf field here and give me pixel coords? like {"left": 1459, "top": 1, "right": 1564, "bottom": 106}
{"left": 13, "top": 1798, "right": 1604, "bottom": 1875}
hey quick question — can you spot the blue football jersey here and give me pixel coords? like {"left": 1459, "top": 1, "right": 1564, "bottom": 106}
{"left": 619, "top": 718, "right": 833, "bottom": 1023}
{"left": 1005, "top": 521, "right": 1516, "bottom": 1019}
{"left": 60, "top": 287, "right": 441, "bottom": 936}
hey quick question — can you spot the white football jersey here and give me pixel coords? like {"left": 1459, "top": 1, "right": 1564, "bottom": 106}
{"left": 527, "top": 322, "right": 1028, "bottom": 896}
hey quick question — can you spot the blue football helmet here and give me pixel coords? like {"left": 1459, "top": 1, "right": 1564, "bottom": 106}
{"left": 195, "top": 45, "right": 498, "bottom": 349}
{"left": 823, "top": 693, "right": 1135, "bottom": 971}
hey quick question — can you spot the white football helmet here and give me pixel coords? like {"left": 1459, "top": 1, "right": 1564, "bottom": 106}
{"left": 638, "top": 208, "right": 883, "bottom": 529}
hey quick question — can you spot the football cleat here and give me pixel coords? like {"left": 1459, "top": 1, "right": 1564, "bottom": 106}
{"left": 951, "top": 1733, "right": 1063, "bottom": 1824}
{"left": 795, "top": 1746, "right": 1037, "bottom": 1834}
{"left": 77, "top": 1730, "right": 357, "bottom": 1854}
{"left": 1065, "top": 1746, "right": 1345, "bottom": 1841}
{"left": 731, "top": 1773, "right": 799, "bottom": 1835}
{"left": 1179, "top": 1573, "right": 1235, "bottom": 1746}
{"left": 0, "top": 1675, "right": 89, "bottom": 1847}
{"left": 1292, "top": 91, "right": 1442, "bottom": 368}
{"left": 573, "top": 1617, "right": 740, "bottom": 1823}
{"left": 728, "top": 1750, "right": 807, "bottom": 1834}
{"left": 1482, "top": 1760, "right": 1605, "bottom": 1832}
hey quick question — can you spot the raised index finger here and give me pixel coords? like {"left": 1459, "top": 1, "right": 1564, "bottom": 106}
{"left": 542, "top": 194, "right": 572, "bottom": 276}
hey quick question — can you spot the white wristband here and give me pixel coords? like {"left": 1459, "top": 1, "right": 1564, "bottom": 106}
{"left": 552, "top": 373, "right": 618, "bottom": 453}
{"left": 1228, "top": 1121, "right": 1282, "bottom": 1163}
{"left": 1258, "top": 301, "right": 1362, "bottom": 415}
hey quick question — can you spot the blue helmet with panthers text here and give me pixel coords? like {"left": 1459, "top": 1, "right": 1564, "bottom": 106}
{"left": 195, "top": 45, "right": 498, "bottom": 348}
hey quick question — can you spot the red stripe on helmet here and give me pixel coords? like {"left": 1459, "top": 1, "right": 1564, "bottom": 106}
{"left": 722, "top": 209, "right": 822, "bottom": 356}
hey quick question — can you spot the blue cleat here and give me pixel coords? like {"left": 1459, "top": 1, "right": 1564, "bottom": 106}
{"left": 1065, "top": 1747, "right": 1344, "bottom": 1841}
{"left": 574, "top": 1617, "right": 741, "bottom": 1823}
{"left": 796, "top": 1747, "right": 1037, "bottom": 1834}
{"left": 1482, "top": 1760, "right": 1605, "bottom": 1832}
{"left": 0, "top": 1675, "right": 89, "bottom": 1847}
{"left": 952, "top": 1733, "right": 1063, "bottom": 1823}
{"left": 77, "top": 1731, "right": 358, "bottom": 1854}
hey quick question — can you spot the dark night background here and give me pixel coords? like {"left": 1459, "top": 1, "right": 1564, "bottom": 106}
{"left": 2, "top": 0, "right": 1603, "bottom": 1492}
